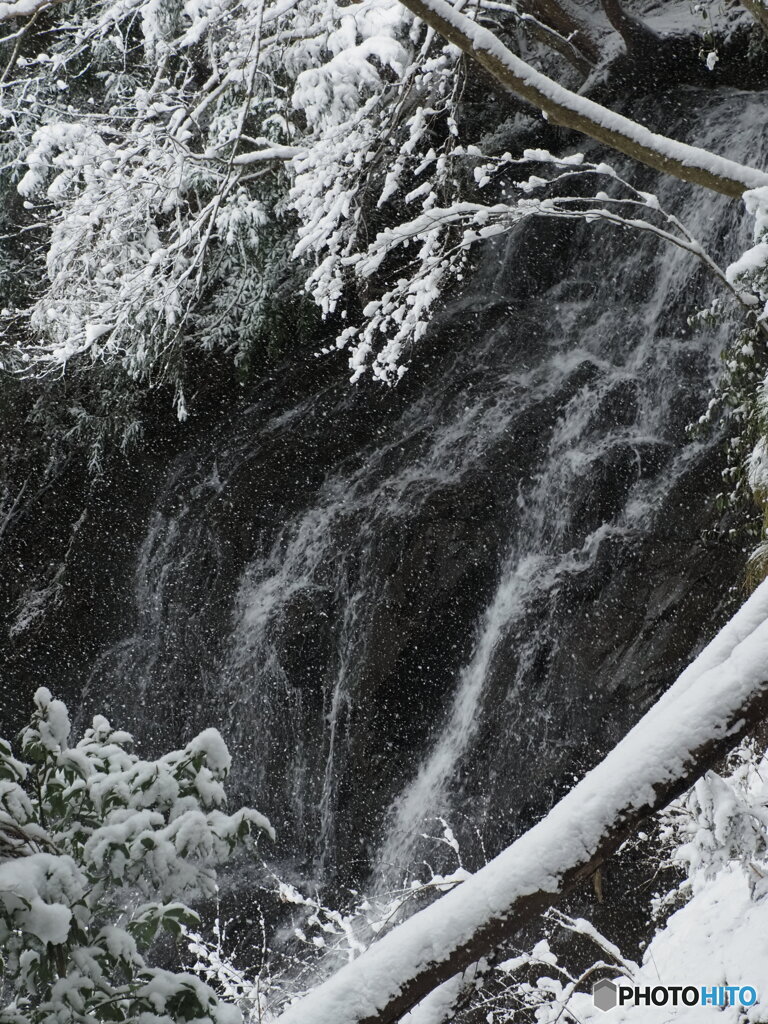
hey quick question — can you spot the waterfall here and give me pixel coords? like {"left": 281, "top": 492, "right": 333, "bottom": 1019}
{"left": 75, "top": 88, "right": 766, "bottom": 885}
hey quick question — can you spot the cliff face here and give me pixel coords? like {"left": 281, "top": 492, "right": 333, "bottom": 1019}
{"left": 0, "top": 86, "right": 762, "bottom": 888}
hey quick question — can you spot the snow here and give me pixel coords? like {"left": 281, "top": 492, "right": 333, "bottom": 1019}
{"left": 84, "top": 322, "right": 113, "bottom": 347}
{"left": 231, "top": 144, "right": 301, "bottom": 164}
{"left": 726, "top": 241, "right": 768, "bottom": 286}
{"left": 99, "top": 923, "right": 141, "bottom": 964}
{"left": 743, "top": 186, "right": 768, "bottom": 237}
{"left": 748, "top": 439, "right": 768, "bottom": 496}
{"left": 187, "top": 728, "right": 232, "bottom": 776}
{"left": 0, "top": 853, "right": 83, "bottom": 945}
{"left": 399, "top": 963, "right": 481, "bottom": 1024}
{"left": 277, "top": 579, "right": 768, "bottom": 1024}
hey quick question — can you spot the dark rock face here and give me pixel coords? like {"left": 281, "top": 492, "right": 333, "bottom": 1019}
{"left": 1, "top": 88, "right": 762, "bottom": 889}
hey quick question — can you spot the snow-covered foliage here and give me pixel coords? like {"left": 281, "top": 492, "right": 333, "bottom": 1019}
{"left": 0, "top": 688, "right": 272, "bottom": 1023}
{"left": 3, "top": 0, "right": 743, "bottom": 411}
{"left": 702, "top": 186, "right": 768, "bottom": 577}
{"left": 0, "top": 0, "right": 470, "bottom": 401}
{"left": 0, "top": 0, "right": 764, "bottom": 517}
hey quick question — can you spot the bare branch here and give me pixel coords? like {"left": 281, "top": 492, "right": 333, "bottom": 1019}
{"left": 517, "top": 10, "right": 593, "bottom": 75}
{"left": 519, "top": 0, "right": 601, "bottom": 64}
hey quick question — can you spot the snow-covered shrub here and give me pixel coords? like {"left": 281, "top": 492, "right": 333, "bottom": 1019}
{"left": 0, "top": 688, "right": 273, "bottom": 1024}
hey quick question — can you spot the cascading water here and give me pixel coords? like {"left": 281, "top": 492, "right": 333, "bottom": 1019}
{"left": 75, "top": 88, "right": 766, "bottom": 888}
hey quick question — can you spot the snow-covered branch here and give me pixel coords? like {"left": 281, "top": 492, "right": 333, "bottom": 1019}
{"left": 0, "top": 0, "right": 61, "bottom": 22}
{"left": 395, "top": 0, "right": 768, "bottom": 198}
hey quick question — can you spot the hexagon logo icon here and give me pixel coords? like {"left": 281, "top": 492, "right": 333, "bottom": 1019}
{"left": 593, "top": 979, "right": 618, "bottom": 1012}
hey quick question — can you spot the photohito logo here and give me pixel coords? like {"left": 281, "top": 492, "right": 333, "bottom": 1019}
{"left": 592, "top": 980, "right": 758, "bottom": 1011}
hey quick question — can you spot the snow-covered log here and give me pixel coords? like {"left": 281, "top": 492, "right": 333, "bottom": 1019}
{"left": 396, "top": 0, "right": 768, "bottom": 198}
{"left": 276, "top": 579, "right": 768, "bottom": 1024}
